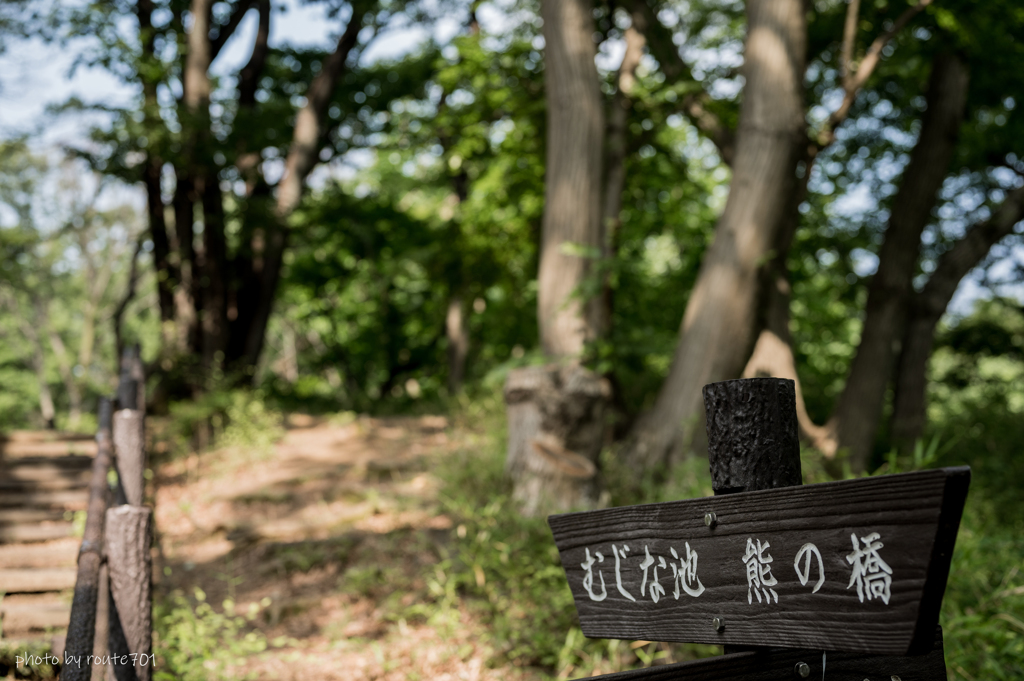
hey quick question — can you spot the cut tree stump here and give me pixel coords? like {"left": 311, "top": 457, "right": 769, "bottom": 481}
{"left": 504, "top": 364, "right": 611, "bottom": 517}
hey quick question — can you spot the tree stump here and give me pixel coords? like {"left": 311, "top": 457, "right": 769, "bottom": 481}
{"left": 504, "top": 364, "right": 610, "bottom": 516}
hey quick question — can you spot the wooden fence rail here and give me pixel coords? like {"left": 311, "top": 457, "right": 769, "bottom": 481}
{"left": 60, "top": 346, "right": 152, "bottom": 681}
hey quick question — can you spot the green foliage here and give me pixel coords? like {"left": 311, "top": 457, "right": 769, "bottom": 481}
{"left": 153, "top": 588, "right": 267, "bottom": 681}
{"left": 419, "top": 398, "right": 719, "bottom": 677}
{"left": 167, "top": 389, "right": 283, "bottom": 458}
{"left": 0, "top": 637, "right": 59, "bottom": 680}
{"left": 941, "top": 504, "right": 1024, "bottom": 680}
{"left": 217, "top": 391, "right": 285, "bottom": 455}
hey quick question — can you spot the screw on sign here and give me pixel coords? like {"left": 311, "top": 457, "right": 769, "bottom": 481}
{"left": 547, "top": 378, "right": 966, "bottom": 680}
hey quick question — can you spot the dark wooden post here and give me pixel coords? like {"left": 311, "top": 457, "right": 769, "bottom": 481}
{"left": 703, "top": 377, "right": 800, "bottom": 656}
{"left": 63, "top": 398, "right": 114, "bottom": 681}
{"left": 702, "top": 377, "right": 802, "bottom": 495}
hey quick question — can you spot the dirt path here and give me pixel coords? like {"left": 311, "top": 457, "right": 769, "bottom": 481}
{"left": 154, "top": 414, "right": 542, "bottom": 681}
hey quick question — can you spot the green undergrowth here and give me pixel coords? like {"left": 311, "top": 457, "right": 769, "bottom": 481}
{"left": 424, "top": 400, "right": 720, "bottom": 679}
{"left": 152, "top": 588, "right": 268, "bottom": 681}
{"left": 164, "top": 389, "right": 285, "bottom": 461}
{"left": 0, "top": 638, "right": 59, "bottom": 680}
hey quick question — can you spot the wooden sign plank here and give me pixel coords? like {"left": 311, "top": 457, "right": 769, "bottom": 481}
{"left": 571, "top": 627, "right": 948, "bottom": 681}
{"left": 548, "top": 467, "right": 969, "bottom": 655}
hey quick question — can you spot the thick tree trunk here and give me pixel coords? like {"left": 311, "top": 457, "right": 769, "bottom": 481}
{"left": 622, "top": 0, "right": 807, "bottom": 471}
{"left": 830, "top": 53, "right": 968, "bottom": 472}
{"left": 537, "top": 0, "right": 606, "bottom": 355}
{"left": 504, "top": 0, "right": 608, "bottom": 517}
{"left": 891, "top": 184, "right": 1024, "bottom": 450}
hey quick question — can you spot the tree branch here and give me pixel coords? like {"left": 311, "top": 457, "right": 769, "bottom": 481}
{"left": 238, "top": 0, "right": 270, "bottom": 108}
{"left": 822, "top": 0, "right": 935, "bottom": 145}
{"left": 113, "top": 232, "right": 145, "bottom": 372}
{"left": 277, "top": 6, "right": 368, "bottom": 216}
{"left": 840, "top": 0, "right": 862, "bottom": 91}
{"left": 630, "top": 0, "right": 736, "bottom": 166}
{"left": 917, "top": 184, "right": 1024, "bottom": 317}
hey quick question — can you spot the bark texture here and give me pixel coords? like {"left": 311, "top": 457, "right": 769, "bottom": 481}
{"left": 537, "top": 0, "right": 606, "bottom": 357}
{"left": 105, "top": 506, "right": 154, "bottom": 681}
{"left": 623, "top": 0, "right": 807, "bottom": 471}
{"left": 113, "top": 410, "right": 146, "bottom": 507}
{"left": 741, "top": 273, "right": 836, "bottom": 454}
{"left": 704, "top": 378, "right": 803, "bottom": 494}
{"left": 64, "top": 400, "right": 113, "bottom": 681}
{"left": 601, "top": 26, "right": 644, "bottom": 327}
{"left": 504, "top": 365, "right": 610, "bottom": 516}
{"left": 891, "top": 184, "right": 1024, "bottom": 450}
{"left": 831, "top": 53, "right": 969, "bottom": 472}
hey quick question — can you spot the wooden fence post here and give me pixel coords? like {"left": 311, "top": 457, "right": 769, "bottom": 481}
{"left": 104, "top": 506, "right": 153, "bottom": 681}
{"left": 702, "top": 377, "right": 802, "bottom": 495}
{"left": 103, "top": 348, "right": 152, "bottom": 681}
{"left": 63, "top": 398, "right": 114, "bottom": 681}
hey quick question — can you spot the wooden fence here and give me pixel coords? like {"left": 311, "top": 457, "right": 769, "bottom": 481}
{"left": 61, "top": 346, "right": 153, "bottom": 681}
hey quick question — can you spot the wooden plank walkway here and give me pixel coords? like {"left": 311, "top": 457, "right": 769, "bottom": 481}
{"left": 0, "top": 431, "right": 95, "bottom": 656}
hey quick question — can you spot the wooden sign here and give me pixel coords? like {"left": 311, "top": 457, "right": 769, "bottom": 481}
{"left": 548, "top": 466, "right": 969, "bottom": 656}
{"left": 571, "top": 627, "right": 948, "bottom": 681}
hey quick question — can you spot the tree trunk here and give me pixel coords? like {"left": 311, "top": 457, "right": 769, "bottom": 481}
{"left": 536, "top": 0, "right": 606, "bottom": 356}
{"left": 740, "top": 144, "right": 839, "bottom": 454}
{"left": 136, "top": 0, "right": 176, "bottom": 331}
{"left": 504, "top": 0, "right": 608, "bottom": 517}
{"left": 741, "top": 268, "right": 837, "bottom": 455}
{"left": 445, "top": 296, "right": 469, "bottom": 393}
{"left": 621, "top": 0, "right": 807, "bottom": 471}
{"left": 231, "top": 5, "right": 367, "bottom": 374}
{"left": 891, "top": 184, "right": 1024, "bottom": 450}
{"left": 601, "top": 25, "right": 644, "bottom": 329}
{"left": 830, "top": 53, "right": 968, "bottom": 472}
